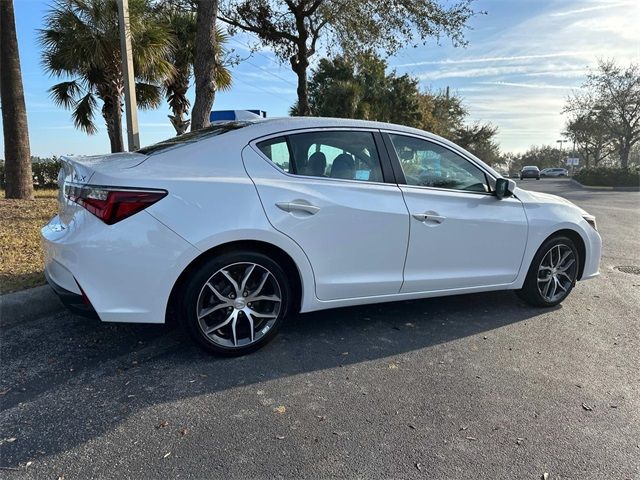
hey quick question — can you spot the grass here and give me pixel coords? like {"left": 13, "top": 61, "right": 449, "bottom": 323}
{"left": 0, "top": 189, "right": 59, "bottom": 294}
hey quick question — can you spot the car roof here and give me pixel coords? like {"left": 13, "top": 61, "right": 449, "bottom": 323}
{"left": 237, "top": 116, "right": 446, "bottom": 141}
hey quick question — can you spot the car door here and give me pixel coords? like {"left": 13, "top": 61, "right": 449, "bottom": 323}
{"left": 382, "top": 132, "right": 529, "bottom": 293}
{"left": 242, "top": 129, "right": 410, "bottom": 301}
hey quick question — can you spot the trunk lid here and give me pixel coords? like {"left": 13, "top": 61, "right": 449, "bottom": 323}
{"left": 57, "top": 152, "right": 148, "bottom": 225}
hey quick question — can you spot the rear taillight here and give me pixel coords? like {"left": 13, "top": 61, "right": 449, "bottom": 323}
{"left": 65, "top": 184, "right": 167, "bottom": 225}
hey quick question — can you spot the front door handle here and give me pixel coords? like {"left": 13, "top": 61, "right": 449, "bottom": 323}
{"left": 276, "top": 202, "right": 320, "bottom": 215}
{"left": 412, "top": 213, "right": 446, "bottom": 224}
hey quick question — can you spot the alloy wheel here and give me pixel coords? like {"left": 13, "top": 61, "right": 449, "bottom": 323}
{"left": 537, "top": 244, "right": 577, "bottom": 303}
{"left": 196, "top": 262, "right": 282, "bottom": 348}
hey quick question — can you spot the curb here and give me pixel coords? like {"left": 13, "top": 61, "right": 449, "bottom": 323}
{"left": 0, "top": 284, "right": 63, "bottom": 328}
{"left": 570, "top": 179, "right": 640, "bottom": 192}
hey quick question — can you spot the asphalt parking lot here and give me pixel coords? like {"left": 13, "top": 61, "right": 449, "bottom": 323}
{"left": 1, "top": 178, "right": 639, "bottom": 479}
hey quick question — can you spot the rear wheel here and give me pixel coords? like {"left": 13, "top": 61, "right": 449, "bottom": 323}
{"left": 517, "top": 236, "right": 579, "bottom": 307}
{"left": 179, "top": 251, "right": 293, "bottom": 355}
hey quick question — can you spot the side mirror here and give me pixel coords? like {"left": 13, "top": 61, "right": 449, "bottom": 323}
{"left": 495, "top": 178, "right": 516, "bottom": 199}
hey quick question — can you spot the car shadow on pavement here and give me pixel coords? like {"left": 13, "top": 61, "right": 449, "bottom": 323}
{"left": 0, "top": 290, "right": 557, "bottom": 467}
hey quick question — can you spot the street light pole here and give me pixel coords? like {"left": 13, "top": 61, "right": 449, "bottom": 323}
{"left": 117, "top": 0, "right": 140, "bottom": 151}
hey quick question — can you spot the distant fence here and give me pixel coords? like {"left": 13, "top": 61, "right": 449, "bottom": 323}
{"left": 0, "top": 160, "right": 62, "bottom": 189}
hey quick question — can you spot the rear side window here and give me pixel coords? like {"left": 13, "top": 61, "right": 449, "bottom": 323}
{"left": 257, "top": 137, "right": 292, "bottom": 172}
{"left": 257, "top": 130, "right": 384, "bottom": 183}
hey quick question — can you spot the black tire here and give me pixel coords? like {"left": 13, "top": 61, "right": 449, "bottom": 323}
{"left": 517, "top": 235, "right": 579, "bottom": 307}
{"left": 178, "top": 250, "right": 293, "bottom": 356}
{"left": 536, "top": 176, "right": 540, "bottom": 180}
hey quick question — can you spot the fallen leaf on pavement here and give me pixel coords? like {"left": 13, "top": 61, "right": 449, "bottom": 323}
{"left": 274, "top": 406, "right": 286, "bottom": 414}
{"left": 275, "top": 435, "right": 285, "bottom": 440}
{"left": 415, "top": 462, "right": 422, "bottom": 471}
{"left": 180, "top": 428, "right": 188, "bottom": 436}
{"left": 156, "top": 421, "right": 169, "bottom": 428}
{"left": 582, "top": 403, "right": 593, "bottom": 411}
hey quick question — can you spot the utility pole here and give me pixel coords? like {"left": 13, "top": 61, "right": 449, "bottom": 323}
{"left": 117, "top": 0, "right": 140, "bottom": 151}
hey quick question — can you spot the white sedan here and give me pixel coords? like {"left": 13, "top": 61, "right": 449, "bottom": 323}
{"left": 42, "top": 118, "right": 601, "bottom": 355}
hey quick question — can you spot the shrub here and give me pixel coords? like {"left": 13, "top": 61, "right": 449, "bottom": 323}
{"left": 574, "top": 166, "right": 640, "bottom": 187}
{"left": 0, "top": 159, "right": 62, "bottom": 189}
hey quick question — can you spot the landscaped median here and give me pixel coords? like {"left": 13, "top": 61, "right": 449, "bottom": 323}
{"left": 0, "top": 189, "right": 58, "bottom": 294}
{"left": 573, "top": 166, "right": 640, "bottom": 189}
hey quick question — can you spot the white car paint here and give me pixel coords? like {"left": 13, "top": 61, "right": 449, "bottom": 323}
{"left": 41, "top": 117, "right": 601, "bottom": 324}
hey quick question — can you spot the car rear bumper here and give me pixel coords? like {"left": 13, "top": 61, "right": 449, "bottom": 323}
{"left": 44, "top": 268, "right": 98, "bottom": 318}
{"left": 41, "top": 211, "right": 200, "bottom": 324}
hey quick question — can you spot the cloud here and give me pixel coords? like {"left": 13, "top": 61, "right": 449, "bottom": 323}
{"left": 549, "top": 2, "right": 631, "bottom": 17}
{"left": 477, "top": 81, "right": 579, "bottom": 90}
{"left": 394, "top": 52, "right": 586, "bottom": 68}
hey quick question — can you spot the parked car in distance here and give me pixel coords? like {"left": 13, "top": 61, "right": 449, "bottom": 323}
{"left": 541, "top": 168, "right": 569, "bottom": 177}
{"left": 42, "top": 118, "right": 601, "bottom": 355}
{"left": 520, "top": 166, "right": 541, "bottom": 180}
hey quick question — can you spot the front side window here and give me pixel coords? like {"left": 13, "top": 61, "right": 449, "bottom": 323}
{"left": 257, "top": 131, "right": 384, "bottom": 183}
{"left": 389, "top": 134, "right": 490, "bottom": 193}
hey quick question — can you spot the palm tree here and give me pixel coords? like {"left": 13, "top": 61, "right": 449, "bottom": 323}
{"left": 161, "top": 7, "right": 232, "bottom": 135}
{"left": 1, "top": 0, "right": 33, "bottom": 199}
{"left": 39, "top": 0, "right": 174, "bottom": 153}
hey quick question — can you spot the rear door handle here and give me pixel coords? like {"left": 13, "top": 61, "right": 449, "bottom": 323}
{"left": 276, "top": 202, "right": 320, "bottom": 215}
{"left": 412, "top": 213, "right": 446, "bottom": 223}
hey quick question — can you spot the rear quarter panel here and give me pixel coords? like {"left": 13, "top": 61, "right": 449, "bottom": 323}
{"left": 126, "top": 138, "right": 318, "bottom": 313}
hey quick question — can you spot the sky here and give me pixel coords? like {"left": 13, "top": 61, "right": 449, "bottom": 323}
{"left": 3, "top": 0, "right": 639, "bottom": 157}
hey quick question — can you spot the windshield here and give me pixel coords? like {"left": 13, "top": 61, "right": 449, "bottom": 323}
{"left": 137, "top": 121, "right": 253, "bottom": 155}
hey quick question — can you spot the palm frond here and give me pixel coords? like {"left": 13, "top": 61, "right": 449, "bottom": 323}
{"left": 135, "top": 82, "right": 162, "bottom": 109}
{"left": 49, "top": 80, "right": 82, "bottom": 108}
{"left": 72, "top": 92, "right": 98, "bottom": 134}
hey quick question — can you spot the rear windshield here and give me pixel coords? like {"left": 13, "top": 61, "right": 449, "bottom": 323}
{"left": 137, "top": 121, "right": 253, "bottom": 155}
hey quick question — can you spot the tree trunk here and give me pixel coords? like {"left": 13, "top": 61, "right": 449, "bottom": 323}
{"left": 619, "top": 139, "right": 630, "bottom": 168}
{"left": 292, "top": 60, "right": 310, "bottom": 116}
{"left": 191, "top": 0, "right": 219, "bottom": 131}
{"left": 103, "top": 95, "right": 124, "bottom": 153}
{"left": 1, "top": 0, "right": 33, "bottom": 199}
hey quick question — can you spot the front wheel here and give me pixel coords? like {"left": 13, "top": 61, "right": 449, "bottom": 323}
{"left": 179, "top": 251, "right": 293, "bottom": 355}
{"left": 517, "top": 236, "right": 579, "bottom": 307}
